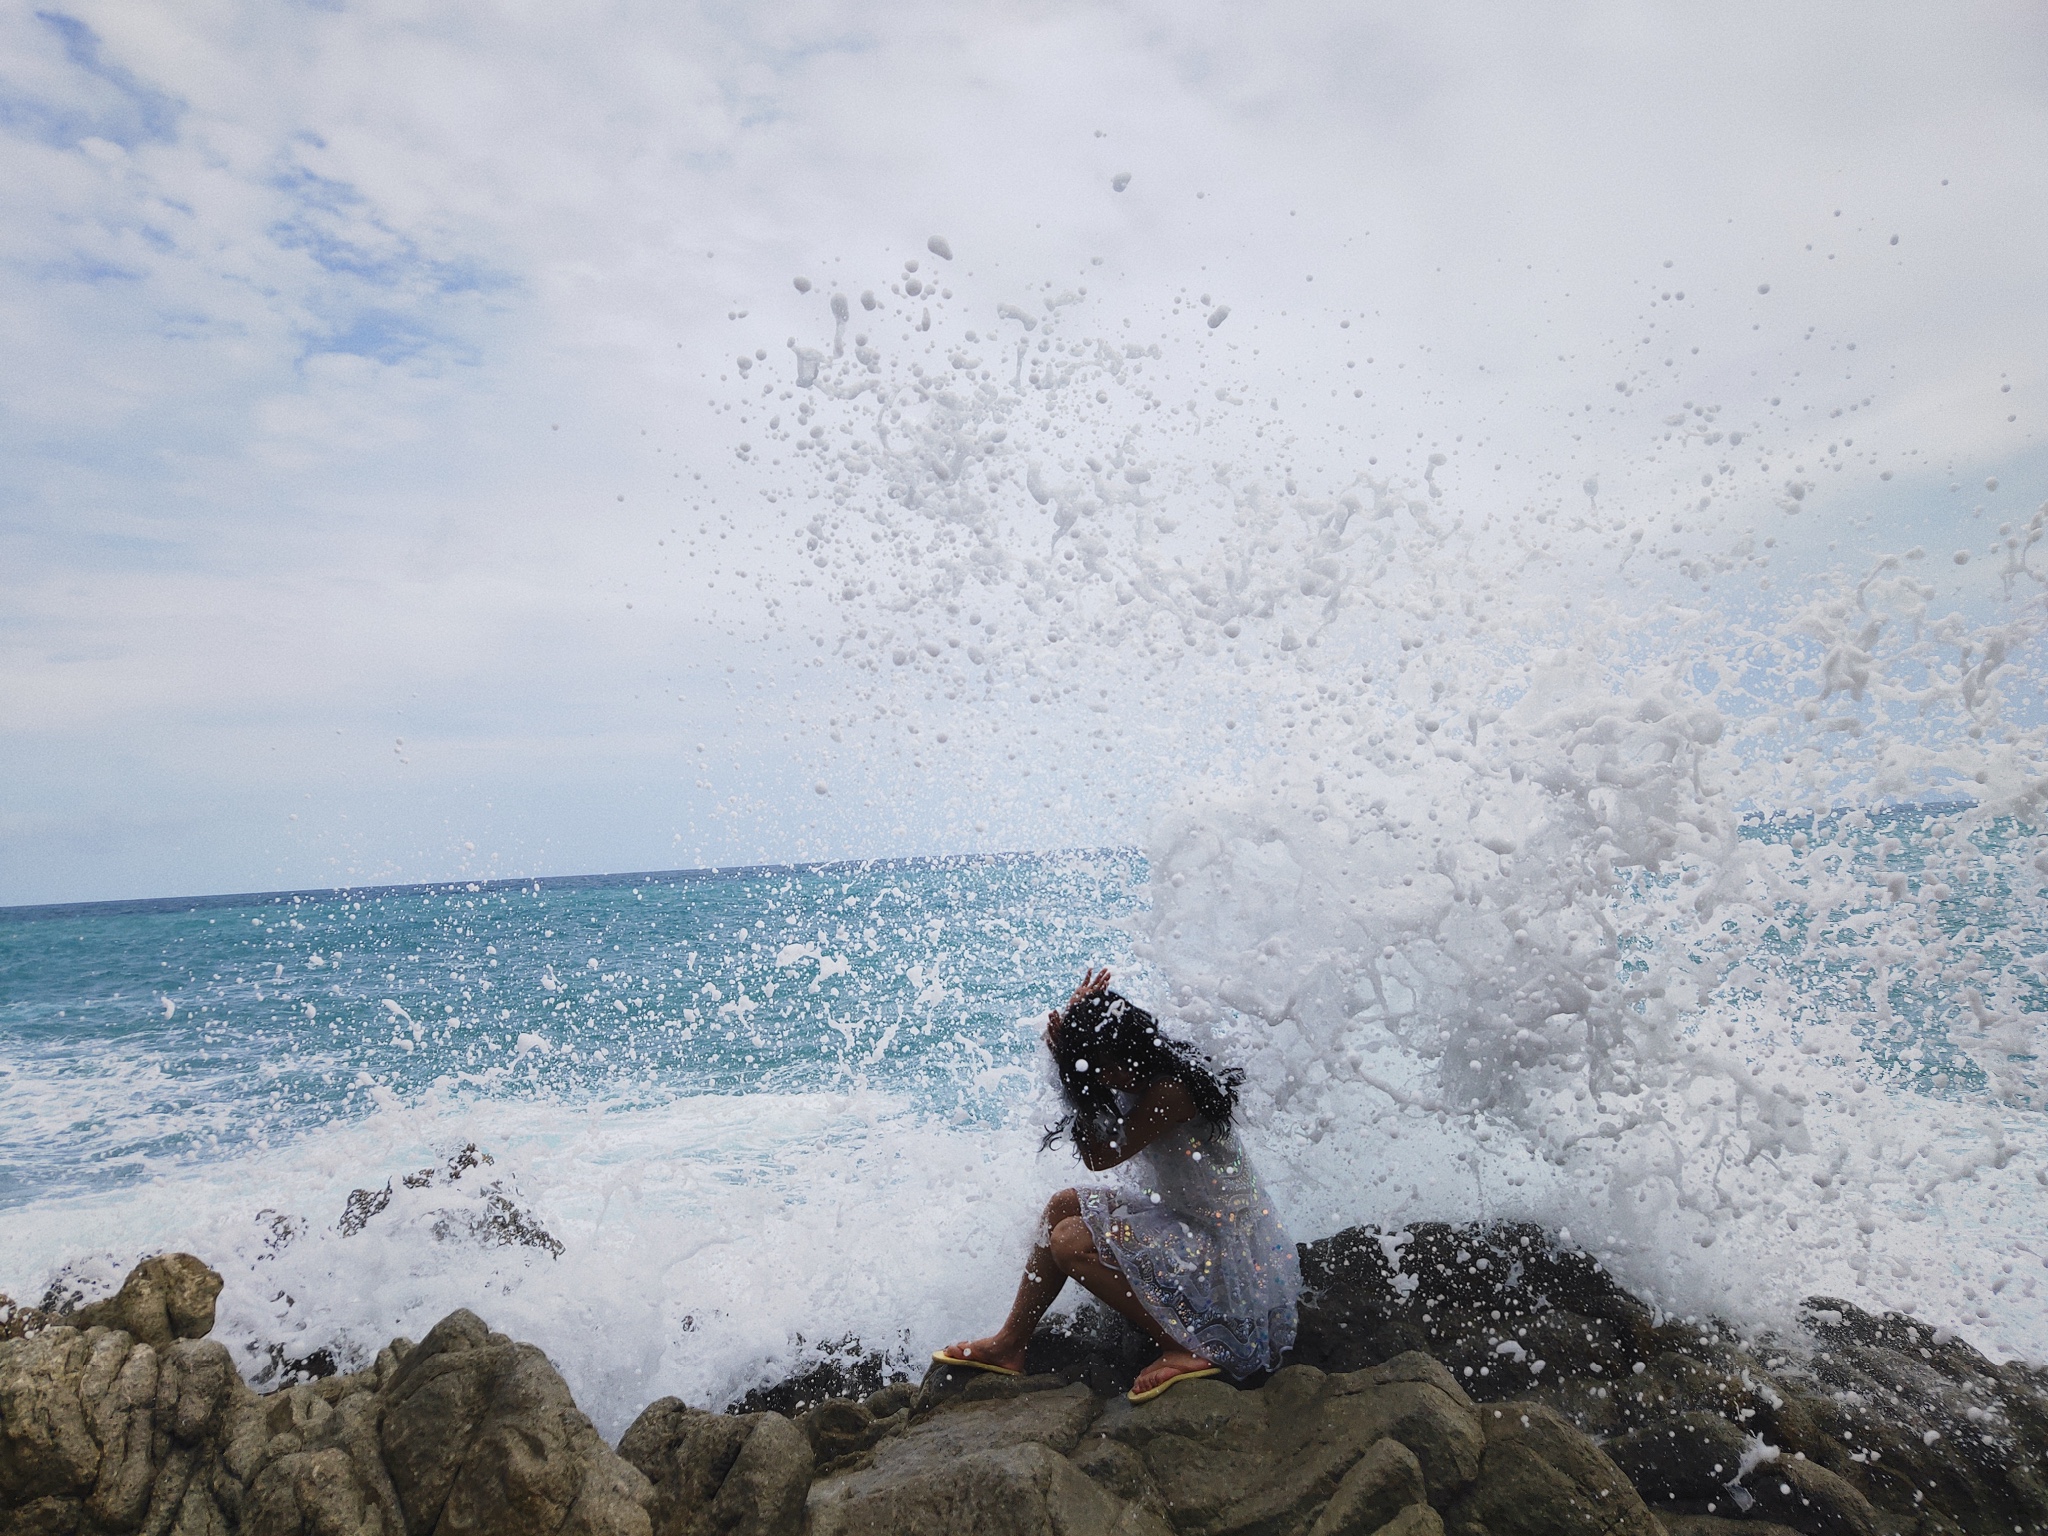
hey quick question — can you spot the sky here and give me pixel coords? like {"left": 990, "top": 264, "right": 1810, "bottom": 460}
{"left": 2, "top": 0, "right": 2045, "bottom": 907}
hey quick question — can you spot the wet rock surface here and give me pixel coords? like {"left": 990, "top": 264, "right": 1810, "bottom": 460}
{"left": 5, "top": 1227, "right": 2043, "bottom": 1536}
{"left": 335, "top": 1144, "right": 565, "bottom": 1259}
{"left": 1287, "top": 1222, "right": 2048, "bottom": 1536}
{"left": 1, "top": 1260, "right": 648, "bottom": 1536}
{"left": 0, "top": 1254, "right": 222, "bottom": 1349}
{"left": 617, "top": 1397, "right": 811, "bottom": 1536}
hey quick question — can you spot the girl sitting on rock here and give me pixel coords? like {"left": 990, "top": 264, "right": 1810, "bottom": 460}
{"left": 937, "top": 968, "right": 1301, "bottom": 1401}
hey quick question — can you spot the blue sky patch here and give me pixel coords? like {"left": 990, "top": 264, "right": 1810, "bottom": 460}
{"left": 306, "top": 308, "right": 441, "bottom": 365}
{"left": 266, "top": 158, "right": 511, "bottom": 369}
{"left": 0, "top": 12, "right": 183, "bottom": 151}
{"left": 36, "top": 252, "right": 144, "bottom": 284}
{"left": 268, "top": 165, "right": 508, "bottom": 297}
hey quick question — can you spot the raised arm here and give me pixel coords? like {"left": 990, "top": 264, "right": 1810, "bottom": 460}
{"left": 1075, "top": 1078, "right": 1198, "bottom": 1172}
{"left": 1048, "top": 967, "right": 1112, "bottom": 1035}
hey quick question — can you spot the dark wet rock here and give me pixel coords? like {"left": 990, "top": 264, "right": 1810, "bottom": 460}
{"left": 1281, "top": 1222, "right": 2048, "bottom": 1536}
{"left": 617, "top": 1398, "right": 809, "bottom": 1536}
{"left": 1303, "top": 1436, "right": 1427, "bottom": 1536}
{"left": 1015, "top": 1303, "right": 1164, "bottom": 1398}
{"left": 1801, "top": 1299, "right": 1994, "bottom": 1380}
{"left": 429, "top": 1186, "right": 567, "bottom": 1257}
{"left": 1616, "top": 1430, "right": 1882, "bottom": 1536}
{"left": 34, "top": 1261, "right": 120, "bottom": 1321}
{"left": 727, "top": 1336, "right": 911, "bottom": 1418}
{"left": 1445, "top": 1401, "right": 1659, "bottom": 1536}
{"left": 337, "top": 1144, "right": 564, "bottom": 1258}
{"left": 1659, "top": 1518, "right": 1806, "bottom": 1536}
{"left": 1364, "top": 1508, "right": 1442, "bottom": 1536}
{"left": 725, "top": 1216, "right": 2048, "bottom": 1536}
{"left": 377, "top": 1307, "right": 650, "bottom": 1535}
{"left": 1742, "top": 1459, "right": 1882, "bottom": 1536}
{"left": 1293, "top": 1223, "right": 1656, "bottom": 1391}
{"left": 1606, "top": 1409, "right": 1751, "bottom": 1505}
{"left": 338, "top": 1185, "right": 395, "bottom": 1238}
{"left": 252, "top": 1342, "right": 343, "bottom": 1393}
{"left": 782, "top": 1302, "right": 1164, "bottom": 1413}
{"left": 255, "top": 1209, "right": 308, "bottom": 1257}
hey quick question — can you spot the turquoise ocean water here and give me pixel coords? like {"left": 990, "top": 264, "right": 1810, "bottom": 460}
{"left": 0, "top": 852, "right": 1143, "bottom": 1210}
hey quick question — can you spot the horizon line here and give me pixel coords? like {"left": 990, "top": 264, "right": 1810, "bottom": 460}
{"left": 0, "top": 844, "right": 1142, "bottom": 922}
{"left": 0, "top": 797, "right": 1980, "bottom": 921}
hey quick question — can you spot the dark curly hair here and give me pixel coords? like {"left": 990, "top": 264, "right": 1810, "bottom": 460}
{"left": 1043, "top": 989, "right": 1242, "bottom": 1151}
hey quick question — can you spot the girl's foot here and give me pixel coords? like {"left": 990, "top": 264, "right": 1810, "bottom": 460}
{"left": 935, "top": 1335, "right": 1027, "bottom": 1374}
{"left": 1130, "top": 1349, "right": 1216, "bottom": 1398}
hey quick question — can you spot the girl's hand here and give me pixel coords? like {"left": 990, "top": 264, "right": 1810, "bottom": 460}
{"left": 1066, "top": 967, "right": 1112, "bottom": 1012}
{"left": 1046, "top": 967, "right": 1112, "bottom": 1046}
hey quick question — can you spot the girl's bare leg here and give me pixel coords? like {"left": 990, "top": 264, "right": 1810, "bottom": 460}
{"left": 1046, "top": 1215, "right": 1170, "bottom": 1342}
{"left": 1048, "top": 1216, "right": 1215, "bottom": 1395}
{"left": 944, "top": 1191, "right": 1213, "bottom": 1394}
{"left": 942, "top": 1189, "right": 1083, "bottom": 1372}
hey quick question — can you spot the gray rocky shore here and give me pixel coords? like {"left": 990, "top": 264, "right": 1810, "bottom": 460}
{"left": 4, "top": 1223, "right": 2043, "bottom": 1536}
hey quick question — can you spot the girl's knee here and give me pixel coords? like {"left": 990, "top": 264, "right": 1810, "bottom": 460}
{"left": 1037, "top": 1188, "right": 1081, "bottom": 1242}
{"left": 1049, "top": 1216, "right": 1096, "bottom": 1265}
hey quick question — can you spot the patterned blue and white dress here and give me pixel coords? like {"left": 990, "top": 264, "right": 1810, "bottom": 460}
{"left": 1076, "top": 1112, "right": 1301, "bottom": 1378}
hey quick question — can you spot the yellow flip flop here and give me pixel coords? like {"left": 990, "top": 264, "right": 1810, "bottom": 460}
{"left": 1126, "top": 1366, "right": 1222, "bottom": 1403}
{"left": 930, "top": 1348, "right": 1023, "bottom": 1377}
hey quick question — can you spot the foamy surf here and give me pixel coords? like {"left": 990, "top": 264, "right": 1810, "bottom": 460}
{"left": 692, "top": 237, "right": 2048, "bottom": 1381}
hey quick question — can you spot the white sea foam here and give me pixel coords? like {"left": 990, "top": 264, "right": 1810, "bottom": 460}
{"left": 4, "top": 1081, "right": 1072, "bottom": 1440}
{"left": 719, "top": 249, "right": 2048, "bottom": 1366}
